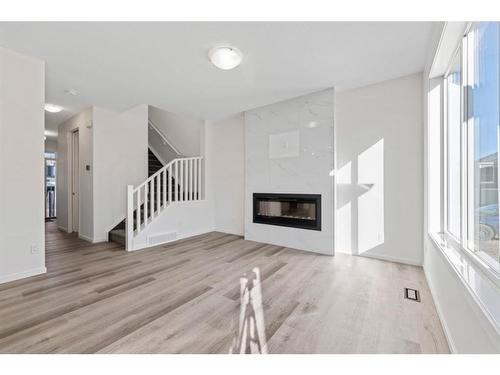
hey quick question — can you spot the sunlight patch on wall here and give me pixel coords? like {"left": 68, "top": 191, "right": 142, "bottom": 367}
{"left": 336, "top": 201, "right": 352, "bottom": 253}
{"left": 336, "top": 161, "right": 352, "bottom": 184}
{"left": 357, "top": 139, "right": 385, "bottom": 254}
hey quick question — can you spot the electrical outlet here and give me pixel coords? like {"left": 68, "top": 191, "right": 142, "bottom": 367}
{"left": 30, "top": 244, "right": 39, "bottom": 254}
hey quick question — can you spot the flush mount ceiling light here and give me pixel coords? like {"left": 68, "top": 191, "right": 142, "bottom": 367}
{"left": 208, "top": 46, "right": 243, "bottom": 70}
{"left": 44, "top": 103, "right": 63, "bottom": 113}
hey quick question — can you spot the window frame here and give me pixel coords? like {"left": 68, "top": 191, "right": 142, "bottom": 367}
{"left": 443, "top": 46, "right": 464, "bottom": 244}
{"left": 442, "top": 22, "right": 500, "bottom": 280}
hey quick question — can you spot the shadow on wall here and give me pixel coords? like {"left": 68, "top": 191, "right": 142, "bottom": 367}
{"left": 336, "top": 139, "right": 385, "bottom": 256}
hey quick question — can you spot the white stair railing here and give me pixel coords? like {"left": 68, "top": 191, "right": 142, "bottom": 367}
{"left": 126, "top": 156, "right": 204, "bottom": 250}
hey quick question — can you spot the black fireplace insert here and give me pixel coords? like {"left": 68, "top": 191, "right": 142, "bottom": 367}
{"left": 253, "top": 193, "right": 321, "bottom": 231}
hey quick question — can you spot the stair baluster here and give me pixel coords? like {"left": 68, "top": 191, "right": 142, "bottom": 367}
{"left": 125, "top": 156, "right": 204, "bottom": 251}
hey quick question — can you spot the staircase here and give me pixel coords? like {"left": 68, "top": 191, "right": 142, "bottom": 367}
{"left": 108, "top": 149, "right": 166, "bottom": 245}
{"left": 108, "top": 113, "right": 205, "bottom": 251}
{"left": 109, "top": 152, "right": 204, "bottom": 250}
{"left": 148, "top": 149, "right": 164, "bottom": 177}
{"left": 126, "top": 154, "right": 204, "bottom": 251}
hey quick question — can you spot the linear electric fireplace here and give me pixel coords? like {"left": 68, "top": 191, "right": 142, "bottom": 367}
{"left": 253, "top": 193, "right": 321, "bottom": 231}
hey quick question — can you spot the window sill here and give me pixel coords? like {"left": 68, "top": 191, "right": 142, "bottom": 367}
{"left": 429, "top": 232, "right": 500, "bottom": 335}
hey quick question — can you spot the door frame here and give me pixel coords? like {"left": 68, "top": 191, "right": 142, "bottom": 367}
{"left": 44, "top": 153, "right": 57, "bottom": 219}
{"left": 69, "top": 129, "right": 79, "bottom": 233}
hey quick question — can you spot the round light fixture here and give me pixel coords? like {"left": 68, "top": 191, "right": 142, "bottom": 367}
{"left": 208, "top": 46, "right": 243, "bottom": 70}
{"left": 44, "top": 103, "right": 63, "bottom": 113}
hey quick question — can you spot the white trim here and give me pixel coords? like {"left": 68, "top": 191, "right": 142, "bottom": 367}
{"left": 423, "top": 263, "right": 458, "bottom": 353}
{"left": 66, "top": 129, "right": 73, "bottom": 234}
{"left": 429, "top": 22, "right": 468, "bottom": 79}
{"left": 57, "top": 225, "right": 69, "bottom": 233}
{"left": 213, "top": 229, "right": 244, "bottom": 237}
{"left": 358, "top": 252, "right": 422, "bottom": 267}
{"left": 0, "top": 267, "right": 47, "bottom": 284}
{"left": 442, "top": 46, "right": 463, "bottom": 242}
{"left": 78, "top": 233, "right": 92, "bottom": 242}
{"left": 428, "top": 233, "right": 500, "bottom": 336}
{"left": 79, "top": 233, "right": 108, "bottom": 244}
{"left": 332, "top": 88, "right": 337, "bottom": 257}
{"left": 78, "top": 233, "right": 96, "bottom": 243}
{"left": 128, "top": 229, "right": 212, "bottom": 252}
{"left": 70, "top": 128, "right": 80, "bottom": 234}
{"left": 441, "top": 23, "right": 500, "bottom": 282}
{"left": 244, "top": 232, "right": 333, "bottom": 256}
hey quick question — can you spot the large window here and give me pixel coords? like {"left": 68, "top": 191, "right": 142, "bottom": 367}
{"left": 467, "top": 22, "right": 500, "bottom": 268}
{"left": 444, "top": 22, "right": 500, "bottom": 272}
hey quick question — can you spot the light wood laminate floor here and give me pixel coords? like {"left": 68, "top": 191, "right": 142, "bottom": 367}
{"left": 0, "top": 222, "right": 449, "bottom": 353}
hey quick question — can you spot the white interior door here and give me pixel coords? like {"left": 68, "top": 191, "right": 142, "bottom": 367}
{"left": 71, "top": 130, "right": 79, "bottom": 233}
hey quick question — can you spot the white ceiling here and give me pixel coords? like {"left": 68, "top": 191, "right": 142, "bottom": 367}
{"left": 0, "top": 22, "right": 438, "bottom": 135}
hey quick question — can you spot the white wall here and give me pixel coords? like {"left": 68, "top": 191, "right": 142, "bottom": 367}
{"left": 93, "top": 105, "right": 148, "bottom": 242}
{"left": 244, "top": 89, "right": 335, "bottom": 255}
{"left": 205, "top": 114, "right": 245, "bottom": 235}
{"left": 423, "top": 23, "right": 500, "bottom": 353}
{"left": 131, "top": 201, "right": 214, "bottom": 249}
{"left": 149, "top": 105, "right": 203, "bottom": 157}
{"left": 148, "top": 125, "right": 178, "bottom": 165}
{"left": 57, "top": 105, "right": 148, "bottom": 243}
{"left": 335, "top": 73, "right": 423, "bottom": 265}
{"left": 0, "top": 47, "right": 45, "bottom": 283}
{"left": 57, "top": 108, "right": 94, "bottom": 239}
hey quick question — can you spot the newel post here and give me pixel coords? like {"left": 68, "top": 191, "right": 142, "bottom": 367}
{"left": 126, "top": 185, "right": 134, "bottom": 251}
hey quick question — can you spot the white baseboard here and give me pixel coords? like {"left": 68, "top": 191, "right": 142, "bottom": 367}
{"left": 175, "top": 229, "right": 213, "bottom": 242}
{"left": 91, "top": 236, "right": 109, "bottom": 243}
{"left": 57, "top": 225, "right": 69, "bottom": 233}
{"left": 78, "top": 234, "right": 109, "bottom": 244}
{"left": 243, "top": 233, "right": 334, "bottom": 256}
{"left": 0, "top": 266, "right": 47, "bottom": 284}
{"left": 214, "top": 229, "right": 244, "bottom": 237}
{"left": 129, "top": 229, "right": 212, "bottom": 252}
{"left": 423, "top": 265, "right": 457, "bottom": 353}
{"left": 78, "top": 233, "right": 95, "bottom": 243}
{"left": 358, "top": 252, "right": 422, "bottom": 266}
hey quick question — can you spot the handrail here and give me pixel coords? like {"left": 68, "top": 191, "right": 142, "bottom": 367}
{"left": 148, "top": 119, "right": 182, "bottom": 157}
{"left": 133, "top": 156, "right": 202, "bottom": 193}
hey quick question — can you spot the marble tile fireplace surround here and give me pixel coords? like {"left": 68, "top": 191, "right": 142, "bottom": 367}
{"left": 244, "top": 89, "right": 335, "bottom": 255}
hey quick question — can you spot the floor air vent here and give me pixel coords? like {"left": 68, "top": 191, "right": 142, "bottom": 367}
{"left": 404, "top": 288, "right": 420, "bottom": 302}
{"left": 148, "top": 231, "right": 177, "bottom": 246}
